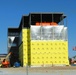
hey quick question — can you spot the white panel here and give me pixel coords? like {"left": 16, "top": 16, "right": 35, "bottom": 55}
{"left": 8, "top": 36, "right": 16, "bottom": 47}
{"left": 63, "top": 27, "right": 67, "bottom": 40}
{"left": 11, "top": 37, "right": 15, "bottom": 42}
{"left": 54, "top": 26, "right": 64, "bottom": 40}
{"left": 42, "top": 26, "right": 53, "bottom": 40}
{"left": 31, "top": 26, "right": 41, "bottom": 40}
{"left": 30, "top": 25, "right": 67, "bottom": 41}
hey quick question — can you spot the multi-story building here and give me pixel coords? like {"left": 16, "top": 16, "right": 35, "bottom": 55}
{"left": 8, "top": 12, "right": 69, "bottom": 67}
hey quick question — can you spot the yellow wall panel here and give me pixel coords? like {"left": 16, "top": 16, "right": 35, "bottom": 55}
{"left": 21, "top": 29, "right": 30, "bottom": 66}
{"left": 31, "top": 40, "right": 69, "bottom": 66}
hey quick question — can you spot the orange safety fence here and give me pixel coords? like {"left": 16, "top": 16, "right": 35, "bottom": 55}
{"left": 36, "top": 22, "right": 58, "bottom": 26}
{"left": 50, "top": 22, "right": 58, "bottom": 26}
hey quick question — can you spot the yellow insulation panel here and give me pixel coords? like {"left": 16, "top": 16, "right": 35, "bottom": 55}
{"left": 22, "top": 29, "right": 30, "bottom": 41}
{"left": 31, "top": 40, "right": 69, "bottom": 66}
{"left": 22, "top": 29, "right": 30, "bottom": 66}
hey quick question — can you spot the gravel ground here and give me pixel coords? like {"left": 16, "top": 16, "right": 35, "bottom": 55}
{"left": 0, "top": 66, "right": 76, "bottom": 75}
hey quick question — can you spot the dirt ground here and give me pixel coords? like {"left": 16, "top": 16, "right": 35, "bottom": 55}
{"left": 0, "top": 66, "right": 76, "bottom": 72}
{"left": 0, "top": 66, "right": 76, "bottom": 75}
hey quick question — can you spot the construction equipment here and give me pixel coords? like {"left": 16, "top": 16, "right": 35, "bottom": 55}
{"left": 1, "top": 52, "right": 12, "bottom": 68}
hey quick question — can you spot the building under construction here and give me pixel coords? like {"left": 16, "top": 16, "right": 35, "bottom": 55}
{"left": 8, "top": 12, "right": 69, "bottom": 67}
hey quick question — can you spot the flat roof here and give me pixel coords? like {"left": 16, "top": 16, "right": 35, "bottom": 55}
{"left": 29, "top": 12, "right": 66, "bottom": 17}
{"left": 9, "top": 12, "right": 66, "bottom": 31}
{"left": 0, "top": 54, "right": 7, "bottom": 57}
{"left": 8, "top": 28, "right": 19, "bottom": 32}
{"left": 30, "top": 12, "right": 64, "bottom": 14}
{"left": 30, "top": 12, "right": 66, "bottom": 24}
